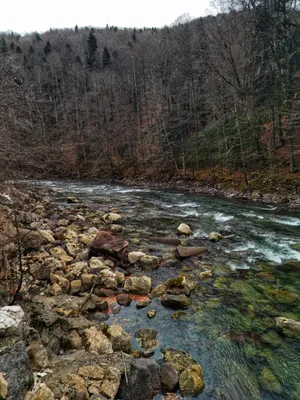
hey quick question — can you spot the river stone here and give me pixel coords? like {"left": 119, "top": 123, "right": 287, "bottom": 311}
{"left": 124, "top": 276, "right": 151, "bottom": 295}
{"left": 161, "top": 294, "right": 192, "bottom": 309}
{"left": 160, "top": 362, "right": 179, "bottom": 392}
{"left": 166, "top": 275, "right": 196, "bottom": 296}
{"left": 117, "top": 358, "right": 153, "bottom": 400}
{"left": 0, "top": 340, "right": 33, "bottom": 400}
{"left": 175, "top": 246, "right": 207, "bottom": 258}
{"left": 177, "top": 223, "right": 193, "bottom": 235}
{"left": 199, "top": 270, "right": 213, "bottom": 280}
{"left": 90, "top": 231, "right": 128, "bottom": 259}
{"left": 0, "top": 374, "right": 8, "bottom": 399}
{"left": 27, "top": 340, "right": 49, "bottom": 369}
{"left": 275, "top": 317, "right": 300, "bottom": 338}
{"left": 78, "top": 364, "right": 105, "bottom": 380}
{"left": 107, "top": 325, "right": 132, "bottom": 353}
{"left": 70, "top": 280, "right": 82, "bottom": 295}
{"left": 117, "top": 293, "right": 132, "bottom": 306}
{"left": 162, "top": 348, "right": 196, "bottom": 373}
{"left": 50, "top": 273, "right": 70, "bottom": 293}
{"left": 27, "top": 384, "right": 55, "bottom": 400}
{"left": 179, "top": 364, "right": 204, "bottom": 396}
{"left": 135, "top": 328, "right": 158, "bottom": 350}
{"left": 139, "top": 255, "right": 159, "bottom": 270}
{"left": 83, "top": 327, "right": 113, "bottom": 354}
{"left": 0, "top": 306, "right": 25, "bottom": 336}
{"left": 136, "top": 298, "right": 152, "bottom": 308}
{"left": 61, "top": 330, "right": 82, "bottom": 350}
{"left": 141, "top": 359, "right": 161, "bottom": 395}
{"left": 103, "top": 213, "right": 122, "bottom": 223}
{"left": 89, "top": 257, "right": 107, "bottom": 270}
{"left": 209, "top": 232, "right": 224, "bottom": 242}
{"left": 128, "top": 251, "right": 146, "bottom": 264}
{"left": 38, "top": 229, "right": 55, "bottom": 244}
{"left": 149, "top": 284, "right": 167, "bottom": 299}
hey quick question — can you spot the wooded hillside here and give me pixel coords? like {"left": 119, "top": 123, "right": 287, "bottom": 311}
{"left": 1, "top": 0, "right": 300, "bottom": 192}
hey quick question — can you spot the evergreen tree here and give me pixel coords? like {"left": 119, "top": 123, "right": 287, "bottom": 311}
{"left": 75, "top": 24, "right": 79, "bottom": 33}
{"left": 102, "top": 46, "right": 111, "bottom": 67}
{"left": 28, "top": 45, "right": 35, "bottom": 55}
{"left": 44, "top": 40, "right": 51, "bottom": 56}
{"left": 16, "top": 45, "right": 22, "bottom": 54}
{"left": 35, "top": 32, "right": 42, "bottom": 42}
{"left": 86, "top": 29, "right": 98, "bottom": 67}
{"left": 0, "top": 37, "right": 8, "bottom": 54}
{"left": 10, "top": 42, "right": 15, "bottom": 51}
{"left": 132, "top": 31, "right": 137, "bottom": 42}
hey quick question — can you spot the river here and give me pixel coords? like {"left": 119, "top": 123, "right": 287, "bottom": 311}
{"left": 27, "top": 181, "right": 300, "bottom": 400}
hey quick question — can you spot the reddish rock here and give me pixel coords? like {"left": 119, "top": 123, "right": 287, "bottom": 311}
{"left": 116, "top": 293, "right": 132, "bottom": 306}
{"left": 90, "top": 231, "right": 128, "bottom": 259}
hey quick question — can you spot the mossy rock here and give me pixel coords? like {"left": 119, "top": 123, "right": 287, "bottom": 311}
{"left": 290, "top": 243, "right": 300, "bottom": 251}
{"left": 261, "top": 331, "right": 282, "bottom": 347}
{"left": 162, "top": 348, "right": 196, "bottom": 373}
{"left": 230, "top": 280, "right": 265, "bottom": 302}
{"left": 205, "top": 298, "right": 221, "bottom": 309}
{"left": 213, "top": 276, "right": 228, "bottom": 290}
{"left": 256, "top": 272, "right": 275, "bottom": 282}
{"left": 179, "top": 364, "right": 204, "bottom": 396}
{"left": 244, "top": 343, "right": 259, "bottom": 358}
{"left": 267, "top": 288, "right": 298, "bottom": 304}
{"left": 259, "top": 367, "right": 281, "bottom": 393}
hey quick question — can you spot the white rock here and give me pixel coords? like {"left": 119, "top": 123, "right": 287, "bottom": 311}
{"left": 177, "top": 223, "right": 193, "bottom": 235}
{"left": 0, "top": 306, "right": 24, "bottom": 336}
{"left": 128, "top": 251, "right": 146, "bottom": 264}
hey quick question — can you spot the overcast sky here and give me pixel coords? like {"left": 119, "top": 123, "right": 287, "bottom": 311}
{"left": 0, "top": 0, "right": 212, "bottom": 34}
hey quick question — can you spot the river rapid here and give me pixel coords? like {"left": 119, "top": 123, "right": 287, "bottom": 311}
{"left": 28, "top": 181, "right": 300, "bottom": 400}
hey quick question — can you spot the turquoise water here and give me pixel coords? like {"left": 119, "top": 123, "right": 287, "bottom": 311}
{"left": 29, "top": 181, "right": 300, "bottom": 400}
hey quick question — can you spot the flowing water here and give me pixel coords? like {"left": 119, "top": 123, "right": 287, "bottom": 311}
{"left": 28, "top": 181, "right": 300, "bottom": 400}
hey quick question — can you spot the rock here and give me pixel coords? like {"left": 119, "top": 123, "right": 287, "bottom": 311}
{"left": 61, "top": 330, "right": 82, "bottom": 350}
{"left": 177, "top": 223, "right": 193, "bottom": 235}
{"left": 275, "top": 317, "right": 300, "bottom": 338}
{"left": 138, "top": 255, "right": 159, "bottom": 270}
{"left": 135, "top": 329, "right": 158, "bottom": 350}
{"left": 162, "top": 348, "right": 196, "bottom": 373}
{"left": 67, "top": 262, "right": 89, "bottom": 280}
{"left": 115, "top": 271, "right": 125, "bottom": 285}
{"left": 99, "top": 269, "right": 118, "bottom": 290}
{"left": 49, "top": 273, "right": 70, "bottom": 293}
{"left": 179, "top": 364, "right": 204, "bottom": 396}
{"left": 27, "top": 340, "right": 49, "bottom": 369}
{"left": 78, "top": 364, "right": 104, "bottom": 380}
{"left": 141, "top": 359, "right": 161, "bottom": 395}
{"left": 28, "top": 384, "right": 55, "bottom": 400}
{"left": 117, "top": 359, "right": 153, "bottom": 400}
{"left": 136, "top": 298, "right": 152, "bottom": 308}
{"left": 38, "top": 229, "right": 55, "bottom": 244}
{"left": 89, "top": 258, "right": 107, "bottom": 270}
{"left": 96, "top": 288, "right": 115, "bottom": 297}
{"left": 147, "top": 310, "right": 156, "bottom": 319}
{"left": 50, "top": 246, "right": 68, "bottom": 259}
{"left": 259, "top": 367, "right": 281, "bottom": 393}
{"left": 209, "top": 232, "right": 224, "bottom": 242}
{"left": 110, "top": 224, "right": 123, "bottom": 233}
{"left": 65, "top": 242, "right": 80, "bottom": 257}
{"left": 128, "top": 251, "right": 146, "bottom": 264}
{"left": 124, "top": 276, "right": 151, "bottom": 295}
{"left": 166, "top": 275, "right": 196, "bottom": 296}
{"left": 104, "top": 259, "right": 115, "bottom": 268}
{"left": 161, "top": 294, "right": 192, "bottom": 309}
{"left": 0, "top": 340, "right": 33, "bottom": 400}
{"left": 0, "top": 373, "right": 8, "bottom": 400}
{"left": 99, "top": 367, "right": 121, "bottom": 399}
{"left": 48, "top": 283, "right": 63, "bottom": 296}
{"left": 116, "top": 293, "right": 132, "bottom": 306}
{"left": 175, "top": 246, "right": 207, "bottom": 258}
{"left": 149, "top": 284, "right": 167, "bottom": 299}
{"left": 44, "top": 257, "right": 64, "bottom": 273}
{"left": 63, "top": 374, "right": 88, "bottom": 398}
{"left": 160, "top": 362, "right": 179, "bottom": 392}
{"left": 103, "top": 213, "right": 122, "bottom": 223}
{"left": 107, "top": 325, "right": 132, "bottom": 353}
{"left": 83, "top": 327, "right": 113, "bottom": 354}
{"left": 67, "top": 197, "right": 79, "bottom": 203}
{"left": 0, "top": 306, "right": 24, "bottom": 336}
{"left": 90, "top": 231, "right": 128, "bottom": 259}
{"left": 199, "top": 270, "right": 213, "bottom": 280}
{"left": 70, "top": 280, "right": 82, "bottom": 295}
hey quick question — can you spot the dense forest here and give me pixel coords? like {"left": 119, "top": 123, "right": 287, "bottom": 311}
{"left": 0, "top": 0, "right": 300, "bottom": 192}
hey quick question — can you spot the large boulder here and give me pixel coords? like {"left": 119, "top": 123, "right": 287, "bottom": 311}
{"left": 162, "top": 348, "right": 196, "bottom": 373}
{"left": 175, "top": 246, "right": 207, "bottom": 258}
{"left": 275, "top": 317, "right": 300, "bottom": 338}
{"left": 124, "top": 276, "right": 151, "bottom": 295}
{"left": 90, "top": 231, "right": 128, "bottom": 259}
{"left": 161, "top": 294, "right": 192, "bottom": 309}
{"left": 177, "top": 224, "right": 193, "bottom": 236}
{"left": 0, "top": 340, "right": 33, "bottom": 400}
{"left": 117, "top": 359, "right": 155, "bottom": 400}
{"left": 179, "top": 364, "right": 204, "bottom": 396}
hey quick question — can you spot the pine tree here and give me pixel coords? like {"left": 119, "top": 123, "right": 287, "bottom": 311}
{"left": 10, "top": 42, "right": 15, "bottom": 51}
{"left": 44, "top": 41, "right": 51, "bottom": 56}
{"left": 0, "top": 37, "right": 8, "bottom": 54}
{"left": 102, "top": 46, "right": 111, "bottom": 67}
{"left": 75, "top": 25, "right": 79, "bottom": 33}
{"left": 86, "top": 29, "right": 98, "bottom": 67}
{"left": 132, "top": 31, "right": 137, "bottom": 42}
{"left": 35, "top": 32, "right": 42, "bottom": 42}
{"left": 16, "top": 45, "right": 22, "bottom": 54}
{"left": 28, "top": 45, "right": 35, "bottom": 55}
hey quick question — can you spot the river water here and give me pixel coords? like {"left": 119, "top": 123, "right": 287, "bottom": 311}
{"left": 29, "top": 181, "right": 300, "bottom": 400}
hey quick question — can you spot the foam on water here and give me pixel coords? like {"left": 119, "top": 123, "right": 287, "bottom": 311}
{"left": 270, "top": 216, "right": 300, "bottom": 226}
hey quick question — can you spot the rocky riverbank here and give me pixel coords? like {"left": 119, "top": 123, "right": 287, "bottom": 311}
{"left": 0, "top": 186, "right": 207, "bottom": 400}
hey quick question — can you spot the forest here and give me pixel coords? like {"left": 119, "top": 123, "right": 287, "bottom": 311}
{"left": 0, "top": 0, "right": 300, "bottom": 192}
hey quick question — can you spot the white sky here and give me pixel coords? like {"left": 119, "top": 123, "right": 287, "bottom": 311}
{"left": 0, "top": 0, "right": 212, "bottom": 34}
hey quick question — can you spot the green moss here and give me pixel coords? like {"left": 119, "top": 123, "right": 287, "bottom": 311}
{"left": 230, "top": 280, "right": 265, "bottom": 302}
{"left": 267, "top": 288, "right": 298, "bottom": 304}
{"left": 244, "top": 343, "right": 259, "bottom": 358}
{"left": 259, "top": 367, "right": 281, "bottom": 393}
{"left": 167, "top": 276, "right": 185, "bottom": 288}
{"left": 261, "top": 331, "right": 282, "bottom": 347}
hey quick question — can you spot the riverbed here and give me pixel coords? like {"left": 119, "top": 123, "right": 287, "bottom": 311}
{"left": 27, "top": 181, "right": 300, "bottom": 400}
